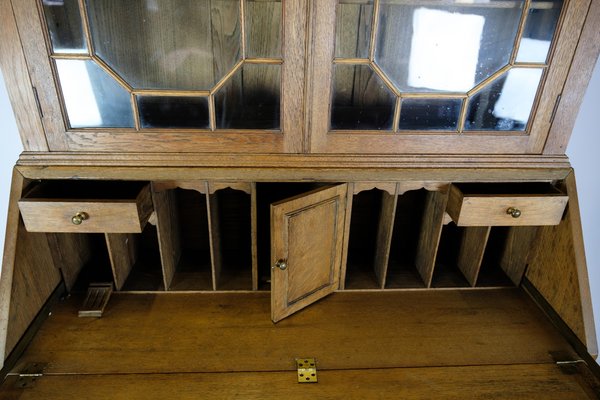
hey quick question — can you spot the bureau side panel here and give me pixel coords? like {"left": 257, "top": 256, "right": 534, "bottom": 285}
{"left": 525, "top": 170, "right": 597, "bottom": 355}
{"left": 0, "top": 170, "right": 62, "bottom": 367}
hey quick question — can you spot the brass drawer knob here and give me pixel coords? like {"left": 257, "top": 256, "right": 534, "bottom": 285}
{"left": 506, "top": 207, "right": 522, "bottom": 218}
{"left": 71, "top": 212, "right": 89, "bottom": 225}
{"left": 273, "top": 259, "right": 288, "bottom": 271}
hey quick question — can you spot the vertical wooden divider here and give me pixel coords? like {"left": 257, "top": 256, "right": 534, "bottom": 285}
{"left": 46, "top": 233, "right": 92, "bottom": 291}
{"left": 499, "top": 226, "right": 539, "bottom": 285}
{"left": 251, "top": 183, "right": 259, "bottom": 291}
{"left": 373, "top": 185, "right": 399, "bottom": 289}
{"left": 152, "top": 186, "right": 182, "bottom": 291}
{"left": 338, "top": 183, "right": 355, "bottom": 290}
{"left": 105, "top": 233, "right": 138, "bottom": 291}
{"left": 457, "top": 227, "right": 492, "bottom": 287}
{"left": 207, "top": 191, "right": 222, "bottom": 291}
{"left": 415, "top": 190, "right": 449, "bottom": 288}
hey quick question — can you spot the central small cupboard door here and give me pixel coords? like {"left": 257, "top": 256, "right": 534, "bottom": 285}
{"left": 270, "top": 184, "right": 348, "bottom": 322}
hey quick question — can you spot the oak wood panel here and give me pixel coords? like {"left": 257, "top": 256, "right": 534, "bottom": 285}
{"left": 457, "top": 226, "right": 491, "bottom": 287}
{"left": 0, "top": 0, "right": 48, "bottom": 151}
{"left": 338, "top": 183, "right": 354, "bottom": 290}
{"left": 415, "top": 190, "right": 448, "bottom": 287}
{"left": 0, "top": 170, "right": 27, "bottom": 366}
{"left": 152, "top": 188, "right": 182, "bottom": 291}
{"left": 353, "top": 181, "right": 397, "bottom": 195}
{"left": 251, "top": 183, "right": 259, "bottom": 290}
{"left": 526, "top": 171, "right": 598, "bottom": 355}
{"left": 18, "top": 200, "right": 148, "bottom": 233}
{"left": 105, "top": 233, "right": 138, "bottom": 291}
{"left": 208, "top": 181, "right": 252, "bottom": 195}
{"left": 16, "top": 290, "right": 573, "bottom": 374}
{"left": 11, "top": 0, "right": 70, "bottom": 150}
{"left": 271, "top": 185, "right": 347, "bottom": 322}
{"left": 545, "top": 0, "right": 600, "bottom": 154}
{"left": 447, "top": 185, "right": 568, "bottom": 226}
{"left": 46, "top": 233, "right": 92, "bottom": 291}
{"left": 283, "top": 0, "right": 308, "bottom": 153}
{"left": 373, "top": 187, "right": 398, "bottom": 288}
{"left": 498, "top": 226, "right": 539, "bottom": 285}
{"left": 152, "top": 180, "right": 208, "bottom": 194}
{"left": 528, "top": 0, "right": 592, "bottom": 152}
{"left": 0, "top": 364, "right": 593, "bottom": 400}
{"left": 207, "top": 192, "right": 222, "bottom": 290}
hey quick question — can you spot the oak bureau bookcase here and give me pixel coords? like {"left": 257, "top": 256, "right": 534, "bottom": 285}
{"left": 0, "top": 0, "right": 600, "bottom": 397}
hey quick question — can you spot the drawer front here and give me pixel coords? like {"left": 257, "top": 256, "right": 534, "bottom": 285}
{"left": 448, "top": 187, "right": 568, "bottom": 227}
{"left": 18, "top": 201, "right": 149, "bottom": 233}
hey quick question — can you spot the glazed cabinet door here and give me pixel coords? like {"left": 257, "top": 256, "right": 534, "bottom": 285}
{"left": 307, "top": 0, "right": 591, "bottom": 154}
{"left": 270, "top": 184, "right": 348, "bottom": 322}
{"left": 12, "top": 0, "right": 307, "bottom": 153}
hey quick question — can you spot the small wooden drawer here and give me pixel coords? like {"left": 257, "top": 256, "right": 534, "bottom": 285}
{"left": 18, "top": 181, "right": 153, "bottom": 233}
{"left": 447, "top": 183, "right": 568, "bottom": 227}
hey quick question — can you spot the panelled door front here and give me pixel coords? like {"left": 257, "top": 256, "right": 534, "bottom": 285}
{"left": 270, "top": 184, "right": 348, "bottom": 322}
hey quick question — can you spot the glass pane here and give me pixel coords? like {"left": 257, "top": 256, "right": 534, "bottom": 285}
{"left": 465, "top": 67, "right": 544, "bottom": 131}
{"left": 138, "top": 96, "right": 210, "bottom": 129}
{"left": 331, "top": 64, "right": 395, "bottom": 130}
{"left": 399, "top": 98, "right": 462, "bottom": 131}
{"left": 516, "top": 0, "right": 563, "bottom": 63}
{"left": 375, "top": 1, "right": 523, "bottom": 93}
{"left": 246, "top": 0, "right": 281, "bottom": 58}
{"left": 86, "top": 0, "right": 241, "bottom": 90}
{"left": 42, "top": 0, "right": 87, "bottom": 54}
{"left": 335, "top": 0, "right": 373, "bottom": 59}
{"left": 55, "top": 59, "right": 134, "bottom": 128}
{"left": 215, "top": 64, "right": 280, "bottom": 129}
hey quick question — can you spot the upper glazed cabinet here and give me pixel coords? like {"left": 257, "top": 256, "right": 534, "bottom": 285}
{"left": 16, "top": 0, "right": 588, "bottom": 154}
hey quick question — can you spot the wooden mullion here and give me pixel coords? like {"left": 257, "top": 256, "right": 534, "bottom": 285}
{"left": 240, "top": 0, "right": 247, "bottom": 59}
{"left": 92, "top": 56, "right": 133, "bottom": 92}
{"left": 210, "top": 59, "right": 244, "bottom": 95}
{"left": 77, "top": 0, "right": 94, "bottom": 54}
{"left": 368, "top": 0, "right": 380, "bottom": 62}
{"left": 133, "top": 90, "right": 211, "bottom": 97}
{"left": 510, "top": 0, "right": 532, "bottom": 64}
{"left": 467, "top": 64, "right": 512, "bottom": 97}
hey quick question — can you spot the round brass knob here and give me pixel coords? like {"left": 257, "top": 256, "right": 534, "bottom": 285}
{"left": 506, "top": 207, "right": 522, "bottom": 218}
{"left": 273, "top": 259, "right": 288, "bottom": 271}
{"left": 71, "top": 212, "right": 89, "bottom": 225}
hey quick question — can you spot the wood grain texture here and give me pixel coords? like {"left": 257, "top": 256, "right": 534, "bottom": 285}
{"left": 208, "top": 181, "right": 252, "bottom": 195}
{"left": 457, "top": 226, "right": 491, "bottom": 287}
{"left": 526, "top": 171, "right": 598, "bottom": 356}
{"left": 151, "top": 188, "right": 181, "bottom": 291}
{"left": 528, "top": 0, "right": 592, "bottom": 152}
{"left": 207, "top": 192, "right": 222, "bottom": 290}
{"left": 11, "top": 0, "right": 69, "bottom": 150}
{"left": 105, "top": 233, "right": 137, "bottom": 291}
{"left": 545, "top": 0, "right": 600, "bottom": 154}
{"left": 0, "top": 364, "right": 593, "bottom": 400}
{"left": 271, "top": 185, "right": 347, "bottom": 322}
{"left": 338, "top": 183, "right": 355, "bottom": 290}
{"left": 498, "top": 226, "right": 539, "bottom": 285}
{"left": 373, "top": 188, "right": 398, "bottom": 288}
{"left": 283, "top": 0, "right": 308, "bottom": 153}
{"left": 251, "top": 182, "right": 259, "bottom": 291}
{"left": 15, "top": 290, "right": 573, "bottom": 374}
{"left": 447, "top": 185, "right": 568, "bottom": 227}
{"left": 152, "top": 180, "right": 208, "bottom": 194}
{"left": 0, "top": 0, "right": 48, "bottom": 151}
{"left": 18, "top": 200, "right": 148, "bottom": 233}
{"left": 415, "top": 190, "right": 448, "bottom": 288}
{"left": 46, "top": 233, "right": 92, "bottom": 291}
{"left": 353, "top": 181, "right": 397, "bottom": 195}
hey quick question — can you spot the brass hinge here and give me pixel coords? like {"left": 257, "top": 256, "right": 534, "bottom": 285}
{"left": 14, "top": 363, "right": 47, "bottom": 389}
{"left": 296, "top": 358, "right": 317, "bottom": 383}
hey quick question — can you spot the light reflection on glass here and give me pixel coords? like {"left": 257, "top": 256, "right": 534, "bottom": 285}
{"left": 516, "top": 0, "right": 563, "bottom": 63}
{"left": 375, "top": 1, "right": 523, "bottom": 93}
{"left": 42, "top": 0, "right": 88, "bottom": 54}
{"left": 55, "top": 59, "right": 134, "bottom": 128}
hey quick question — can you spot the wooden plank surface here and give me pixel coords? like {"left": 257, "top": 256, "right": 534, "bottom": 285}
{"left": 152, "top": 188, "right": 181, "bottom": 290}
{"left": 373, "top": 189, "right": 397, "bottom": 288}
{"left": 105, "top": 233, "right": 137, "bottom": 291}
{"left": 526, "top": 172, "right": 597, "bottom": 356}
{"left": 16, "top": 289, "right": 573, "bottom": 374}
{"left": 0, "top": 364, "right": 593, "bottom": 400}
{"left": 415, "top": 190, "right": 448, "bottom": 287}
{"left": 46, "top": 233, "right": 92, "bottom": 291}
{"left": 457, "top": 226, "right": 491, "bottom": 287}
{"left": 499, "top": 226, "right": 539, "bottom": 285}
